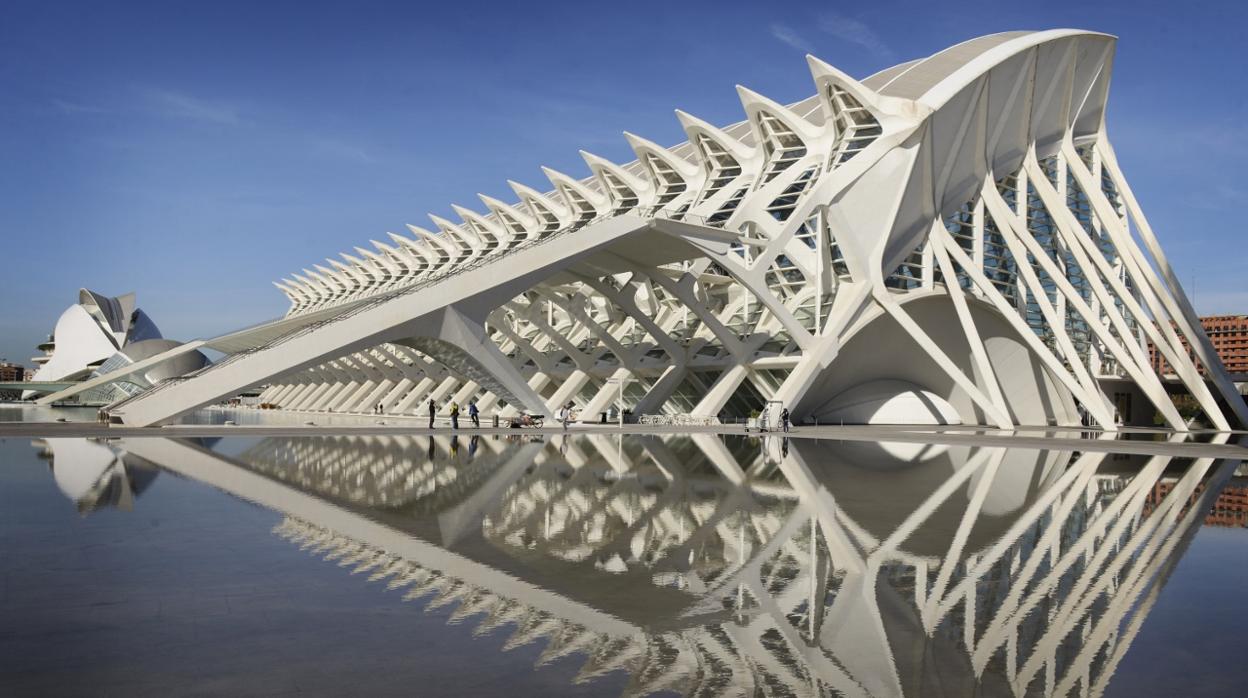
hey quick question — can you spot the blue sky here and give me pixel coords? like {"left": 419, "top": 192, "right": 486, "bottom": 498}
{"left": 2, "top": 0, "right": 1245, "bottom": 365}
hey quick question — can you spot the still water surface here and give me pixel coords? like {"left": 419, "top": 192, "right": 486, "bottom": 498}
{"left": 1, "top": 433, "right": 1245, "bottom": 696}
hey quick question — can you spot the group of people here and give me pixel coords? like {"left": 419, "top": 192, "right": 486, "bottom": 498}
{"left": 426, "top": 398, "right": 481, "bottom": 429}
{"left": 413, "top": 399, "right": 791, "bottom": 432}
{"left": 418, "top": 399, "right": 579, "bottom": 431}
{"left": 742, "top": 406, "right": 792, "bottom": 433}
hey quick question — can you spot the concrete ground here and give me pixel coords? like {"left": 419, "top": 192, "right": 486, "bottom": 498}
{"left": 1, "top": 416, "right": 1245, "bottom": 459}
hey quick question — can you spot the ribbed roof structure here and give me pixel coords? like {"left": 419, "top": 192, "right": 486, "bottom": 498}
{"left": 66, "top": 30, "right": 1242, "bottom": 433}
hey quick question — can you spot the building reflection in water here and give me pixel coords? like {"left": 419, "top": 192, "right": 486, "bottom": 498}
{"left": 33, "top": 437, "right": 160, "bottom": 514}
{"left": 51, "top": 432, "right": 1239, "bottom": 697}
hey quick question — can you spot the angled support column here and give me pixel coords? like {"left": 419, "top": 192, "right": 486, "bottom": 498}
{"left": 329, "top": 355, "right": 380, "bottom": 412}
{"left": 392, "top": 376, "right": 437, "bottom": 414}
{"left": 692, "top": 363, "right": 751, "bottom": 418}
{"left": 356, "top": 378, "right": 394, "bottom": 413}
{"left": 773, "top": 283, "right": 872, "bottom": 420}
{"left": 426, "top": 377, "right": 461, "bottom": 407}
{"left": 400, "top": 306, "right": 550, "bottom": 416}
{"left": 335, "top": 353, "right": 388, "bottom": 412}
{"left": 871, "top": 285, "right": 1013, "bottom": 429}
{"left": 307, "top": 363, "right": 356, "bottom": 411}
{"left": 928, "top": 223, "right": 1010, "bottom": 418}
{"left": 111, "top": 215, "right": 650, "bottom": 425}
{"left": 283, "top": 380, "right": 322, "bottom": 411}
{"left": 579, "top": 367, "right": 631, "bottom": 419}
{"left": 294, "top": 377, "right": 338, "bottom": 411}
{"left": 545, "top": 371, "right": 591, "bottom": 413}
{"left": 384, "top": 345, "right": 437, "bottom": 413}
{"left": 265, "top": 379, "right": 306, "bottom": 407}
{"left": 450, "top": 380, "right": 481, "bottom": 407}
{"left": 933, "top": 227, "right": 1116, "bottom": 429}
{"left": 985, "top": 171, "right": 1185, "bottom": 429}
{"left": 1067, "top": 140, "right": 1244, "bottom": 428}
{"left": 632, "top": 364, "right": 687, "bottom": 415}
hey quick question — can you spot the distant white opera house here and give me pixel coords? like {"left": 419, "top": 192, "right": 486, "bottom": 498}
{"left": 24, "top": 289, "right": 206, "bottom": 403}
{"left": 37, "top": 30, "right": 1246, "bottom": 430}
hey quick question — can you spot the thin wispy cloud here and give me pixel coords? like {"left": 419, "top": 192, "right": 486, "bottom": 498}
{"left": 481, "top": 87, "right": 653, "bottom": 149}
{"left": 52, "top": 99, "right": 109, "bottom": 115}
{"left": 1213, "top": 183, "right": 1248, "bottom": 203}
{"left": 1188, "top": 183, "right": 1248, "bottom": 211}
{"left": 770, "top": 23, "right": 814, "bottom": 53}
{"left": 1188, "top": 120, "right": 1248, "bottom": 154}
{"left": 142, "top": 88, "right": 242, "bottom": 125}
{"left": 817, "top": 13, "right": 893, "bottom": 59}
{"left": 311, "top": 138, "right": 376, "bottom": 164}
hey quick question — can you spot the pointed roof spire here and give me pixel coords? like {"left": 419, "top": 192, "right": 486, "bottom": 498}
{"left": 735, "top": 84, "right": 824, "bottom": 143}
{"left": 623, "top": 131, "right": 701, "bottom": 177}
{"left": 675, "top": 108, "right": 757, "bottom": 163}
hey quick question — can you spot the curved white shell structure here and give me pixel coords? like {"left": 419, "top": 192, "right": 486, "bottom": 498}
{"left": 96, "top": 30, "right": 1246, "bottom": 430}
{"left": 26, "top": 289, "right": 206, "bottom": 401}
{"left": 816, "top": 380, "right": 962, "bottom": 426}
{"left": 26, "top": 289, "right": 161, "bottom": 392}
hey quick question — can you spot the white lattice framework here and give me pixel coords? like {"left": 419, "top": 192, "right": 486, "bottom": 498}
{"left": 89, "top": 30, "right": 1244, "bottom": 430}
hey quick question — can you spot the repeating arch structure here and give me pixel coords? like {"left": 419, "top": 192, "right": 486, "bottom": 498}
{"left": 77, "top": 29, "right": 1244, "bottom": 430}
{"left": 105, "top": 433, "right": 1240, "bottom": 696}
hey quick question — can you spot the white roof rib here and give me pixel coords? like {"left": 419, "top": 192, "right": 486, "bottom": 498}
{"left": 873, "top": 31, "right": 1034, "bottom": 99}
{"left": 270, "top": 29, "right": 1110, "bottom": 315}
{"left": 875, "top": 29, "right": 1116, "bottom": 108}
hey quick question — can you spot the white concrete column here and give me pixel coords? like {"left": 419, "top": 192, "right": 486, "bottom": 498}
{"left": 291, "top": 380, "right": 333, "bottom": 411}
{"left": 266, "top": 381, "right": 304, "bottom": 406}
{"left": 580, "top": 367, "right": 630, "bottom": 418}
{"left": 338, "top": 380, "right": 377, "bottom": 413}
{"left": 378, "top": 378, "right": 415, "bottom": 412}
{"left": 545, "top": 370, "right": 591, "bottom": 412}
{"left": 426, "top": 377, "right": 461, "bottom": 408}
{"left": 281, "top": 381, "right": 318, "bottom": 410}
{"left": 692, "top": 363, "right": 751, "bottom": 417}
{"left": 633, "top": 364, "right": 688, "bottom": 415}
{"left": 357, "top": 379, "right": 396, "bottom": 414}
{"left": 473, "top": 390, "right": 500, "bottom": 414}
{"left": 325, "top": 357, "right": 373, "bottom": 412}
{"left": 450, "top": 380, "right": 481, "bottom": 406}
{"left": 393, "top": 376, "right": 437, "bottom": 414}
{"left": 332, "top": 354, "right": 386, "bottom": 412}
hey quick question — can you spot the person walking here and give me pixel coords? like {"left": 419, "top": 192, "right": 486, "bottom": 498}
{"left": 450, "top": 401, "right": 460, "bottom": 430}
{"left": 561, "top": 402, "right": 574, "bottom": 431}
{"left": 780, "top": 406, "right": 791, "bottom": 433}
{"left": 427, "top": 398, "right": 436, "bottom": 429}
{"left": 468, "top": 400, "right": 480, "bottom": 428}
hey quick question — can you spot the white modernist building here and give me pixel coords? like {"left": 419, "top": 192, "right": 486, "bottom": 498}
{"left": 63, "top": 29, "right": 1244, "bottom": 429}
{"left": 24, "top": 289, "right": 207, "bottom": 403}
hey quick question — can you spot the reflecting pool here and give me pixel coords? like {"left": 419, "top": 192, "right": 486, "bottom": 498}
{"left": 1, "top": 433, "right": 1245, "bottom": 696}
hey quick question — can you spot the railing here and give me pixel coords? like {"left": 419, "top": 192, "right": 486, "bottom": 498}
{"left": 110, "top": 207, "right": 727, "bottom": 413}
{"left": 102, "top": 377, "right": 185, "bottom": 414}
{"left": 636, "top": 205, "right": 719, "bottom": 229}
{"left": 637, "top": 414, "right": 722, "bottom": 426}
{"left": 289, "top": 205, "right": 722, "bottom": 321}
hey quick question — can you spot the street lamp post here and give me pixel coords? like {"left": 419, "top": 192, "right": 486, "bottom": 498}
{"left": 606, "top": 377, "right": 627, "bottom": 427}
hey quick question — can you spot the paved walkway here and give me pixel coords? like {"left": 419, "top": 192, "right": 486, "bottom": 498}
{"left": 1, "top": 418, "right": 1245, "bottom": 459}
